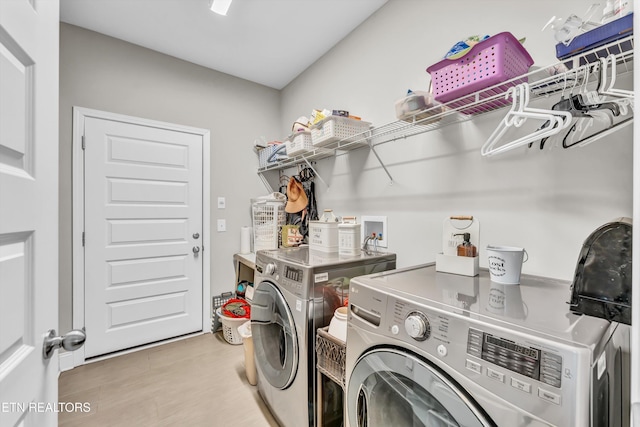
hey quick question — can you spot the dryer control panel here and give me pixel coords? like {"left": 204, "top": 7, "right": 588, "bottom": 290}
{"left": 467, "top": 328, "right": 563, "bottom": 388}
{"left": 363, "top": 292, "right": 587, "bottom": 426}
{"left": 347, "top": 265, "right": 623, "bottom": 427}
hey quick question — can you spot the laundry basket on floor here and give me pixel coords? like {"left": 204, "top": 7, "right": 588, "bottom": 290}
{"left": 217, "top": 298, "right": 251, "bottom": 345}
{"left": 217, "top": 308, "right": 249, "bottom": 345}
{"left": 211, "top": 291, "right": 235, "bottom": 332}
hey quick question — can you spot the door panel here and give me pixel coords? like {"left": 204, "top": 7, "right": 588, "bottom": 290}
{"left": 84, "top": 117, "right": 203, "bottom": 358}
{"left": 348, "top": 349, "right": 495, "bottom": 427}
{"left": 251, "top": 281, "right": 298, "bottom": 389}
{"left": 0, "top": 0, "right": 59, "bottom": 426}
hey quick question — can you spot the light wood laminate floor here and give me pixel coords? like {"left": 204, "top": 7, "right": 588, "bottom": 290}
{"left": 58, "top": 333, "right": 279, "bottom": 426}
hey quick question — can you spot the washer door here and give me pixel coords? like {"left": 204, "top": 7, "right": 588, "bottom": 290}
{"left": 348, "top": 348, "right": 496, "bottom": 427}
{"left": 251, "top": 281, "right": 298, "bottom": 390}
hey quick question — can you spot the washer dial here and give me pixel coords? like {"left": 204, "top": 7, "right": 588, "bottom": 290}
{"left": 264, "top": 263, "right": 276, "bottom": 276}
{"left": 404, "top": 311, "right": 430, "bottom": 341}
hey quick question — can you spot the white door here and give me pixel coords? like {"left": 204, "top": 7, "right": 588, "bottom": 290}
{"left": 0, "top": 1, "right": 59, "bottom": 426}
{"left": 83, "top": 116, "right": 204, "bottom": 358}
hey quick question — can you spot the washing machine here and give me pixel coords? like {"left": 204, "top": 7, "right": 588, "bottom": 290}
{"left": 345, "top": 264, "right": 630, "bottom": 427}
{"left": 251, "top": 247, "right": 396, "bottom": 427}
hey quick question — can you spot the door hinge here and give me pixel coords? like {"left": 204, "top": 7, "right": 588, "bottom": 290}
{"left": 82, "top": 232, "right": 85, "bottom": 246}
{"left": 81, "top": 135, "right": 85, "bottom": 150}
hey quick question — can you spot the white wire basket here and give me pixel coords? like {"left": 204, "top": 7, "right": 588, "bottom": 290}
{"left": 252, "top": 199, "right": 286, "bottom": 251}
{"left": 311, "top": 116, "right": 372, "bottom": 148}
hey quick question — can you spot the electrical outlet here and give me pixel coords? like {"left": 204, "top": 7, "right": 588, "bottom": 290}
{"left": 217, "top": 197, "right": 226, "bottom": 209}
{"left": 217, "top": 219, "right": 226, "bottom": 232}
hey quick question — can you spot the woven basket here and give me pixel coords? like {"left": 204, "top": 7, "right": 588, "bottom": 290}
{"left": 316, "top": 326, "right": 346, "bottom": 388}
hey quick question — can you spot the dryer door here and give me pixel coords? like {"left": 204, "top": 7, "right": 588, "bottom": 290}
{"left": 348, "top": 348, "right": 496, "bottom": 427}
{"left": 251, "top": 281, "right": 298, "bottom": 390}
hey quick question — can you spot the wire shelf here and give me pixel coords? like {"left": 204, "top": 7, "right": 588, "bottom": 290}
{"left": 258, "top": 35, "right": 634, "bottom": 174}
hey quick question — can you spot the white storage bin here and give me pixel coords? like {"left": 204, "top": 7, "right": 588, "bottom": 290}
{"left": 285, "top": 132, "right": 313, "bottom": 156}
{"left": 338, "top": 220, "right": 361, "bottom": 256}
{"left": 309, "top": 221, "right": 339, "bottom": 253}
{"left": 311, "top": 116, "right": 371, "bottom": 148}
{"left": 435, "top": 253, "right": 479, "bottom": 277}
{"left": 394, "top": 91, "right": 443, "bottom": 123}
{"left": 257, "top": 144, "right": 287, "bottom": 168}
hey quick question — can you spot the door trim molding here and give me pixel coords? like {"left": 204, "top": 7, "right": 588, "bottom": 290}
{"left": 71, "top": 106, "right": 211, "bottom": 367}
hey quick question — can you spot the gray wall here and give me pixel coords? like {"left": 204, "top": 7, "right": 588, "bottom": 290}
{"left": 280, "top": 0, "right": 633, "bottom": 280}
{"left": 59, "top": 24, "right": 280, "bottom": 333}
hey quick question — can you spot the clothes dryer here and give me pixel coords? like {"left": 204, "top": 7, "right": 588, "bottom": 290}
{"left": 251, "top": 247, "right": 396, "bottom": 427}
{"left": 346, "top": 264, "right": 630, "bottom": 427}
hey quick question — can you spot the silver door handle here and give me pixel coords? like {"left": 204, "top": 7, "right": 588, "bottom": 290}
{"left": 193, "top": 233, "right": 200, "bottom": 239}
{"left": 43, "top": 328, "right": 86, "bottom": 359}
{"left": 193, "top": 246, "right": 200, "bottom": 254}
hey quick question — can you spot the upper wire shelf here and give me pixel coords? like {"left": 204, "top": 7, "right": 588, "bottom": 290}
{"left": 258, "top": 35, "right": 634, "bottom": 173}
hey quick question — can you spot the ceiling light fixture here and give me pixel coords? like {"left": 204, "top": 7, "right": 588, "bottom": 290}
{"left": 209, "top": 0, "right": 232, "bottom": 16}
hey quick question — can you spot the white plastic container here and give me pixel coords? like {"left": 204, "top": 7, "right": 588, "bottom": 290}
{"left": 328, "top": 306, "right": 348, "bottom": 342}
{"left": 394, "top": 91, "right": 443, "bottom": 123}
{"left": 309, "top": 210, "right": 339, "bottom": 253}
{"left": 237, "top": 321, "right": 257, "bottom": 385}
{"left": 338, "top": 217, "right": 361, "bottom": 256}
{"left": 309, "top": 222, "right": 339, "bottom": 253}
{"left": 311, "top": 116, "right": 371, "bottom": 148}
{"left": 285, "top": 131, "right": 313, "bottom": 156}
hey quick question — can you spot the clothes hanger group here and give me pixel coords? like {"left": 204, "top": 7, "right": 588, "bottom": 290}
{"left": 481, "top": 82, "right": 572, "bottom": 157}
{"left": 533, "top": 63, "right": 625, "bottom": 149}
{"left": 482, "top": 54, "right": 633, "bottom": 156}
{"left": 560, "top": 55, "right": 634, "bottom": 148}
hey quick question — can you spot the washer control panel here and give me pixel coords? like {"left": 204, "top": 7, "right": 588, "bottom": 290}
{"left": 256, "top": 257, "right": 309, "bottom": 298}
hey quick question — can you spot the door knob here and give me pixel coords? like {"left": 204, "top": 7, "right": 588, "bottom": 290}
{"left": 43, "top": 328, "right": 86, "bottom": 360}
{"left": 193, "top": 246, "right": 200, "bottom": 254}
{"left": 193, "top": 233, "right": 200, "bottom": 239}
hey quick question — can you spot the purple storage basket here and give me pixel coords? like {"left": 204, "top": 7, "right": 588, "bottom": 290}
{"left": 427, "top": 32, "right": 534, "bottom": 114}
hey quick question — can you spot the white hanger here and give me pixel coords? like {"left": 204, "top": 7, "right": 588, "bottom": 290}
{"left": 602, "top": 57, "right": 634, "bottom": 115}
{"left": 599, "top": 55, "right": 634, "bottom": 100}
{"left": 481, "top": 83, "right": 572, "bottom": 156}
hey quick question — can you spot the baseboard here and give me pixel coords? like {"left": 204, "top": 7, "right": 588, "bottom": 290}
{"left": 59, "top": 351, "right": 75, "bottom": 372}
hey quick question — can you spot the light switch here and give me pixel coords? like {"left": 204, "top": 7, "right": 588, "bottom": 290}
{"left": 217, "top": 197, "right": 226, "bottom": 209}
{"left": 217, "top": 219, "right": 226, "bottom": 232}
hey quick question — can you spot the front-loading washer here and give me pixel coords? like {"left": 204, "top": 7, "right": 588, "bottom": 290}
{"left": 251, "top": 247, "right": 396, "bottom": 427}
{"left": 345, "top": 264, "right": 630, "bottom": 427}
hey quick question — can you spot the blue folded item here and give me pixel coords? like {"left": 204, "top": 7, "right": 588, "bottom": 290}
{"left": 556, "top": 13, "right": 633, "bottom": 65}
{"left": 444, "top": 35, "right": 490, "bottom": 59}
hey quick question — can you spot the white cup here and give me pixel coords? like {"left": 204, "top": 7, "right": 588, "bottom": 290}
{"left": 486, "top": 245, "right": 528, "bottom": 285}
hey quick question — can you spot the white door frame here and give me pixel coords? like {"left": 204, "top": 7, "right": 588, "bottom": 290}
{"left": 69, "top": 107, "right": 211, "bottom": 368}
